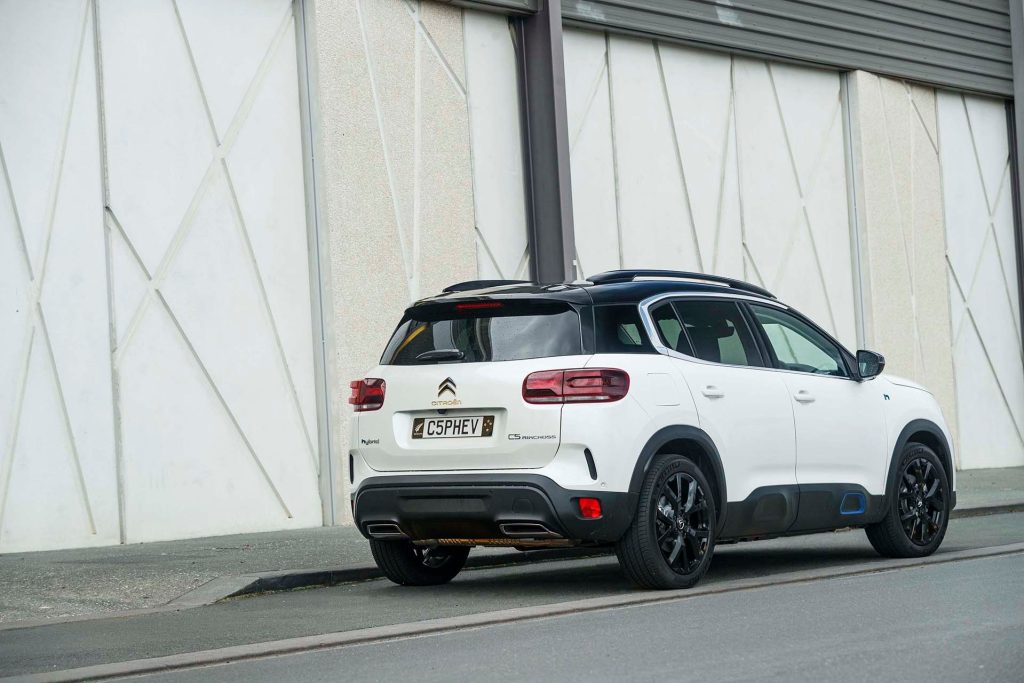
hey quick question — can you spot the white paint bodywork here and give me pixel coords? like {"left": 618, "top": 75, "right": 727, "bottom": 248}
{"left": 351, "top": 293, "right": 957, "bottom": 506}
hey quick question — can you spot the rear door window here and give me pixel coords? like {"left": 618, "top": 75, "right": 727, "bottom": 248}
{"left": 673, "top": 300, "right": 764, "bottom": 367}
{"left": 382, "top": 301, "right": 582, "bottom": 364}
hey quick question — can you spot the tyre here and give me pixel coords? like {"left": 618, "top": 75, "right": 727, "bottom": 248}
{"left": 369, "top": 540, "right": 470, "bottom": 586}
{"left": 866, "top": 443, "right": 950, "bottom": 558}
{"left": 616, "top": 455, "right": 717, "bottom": 589}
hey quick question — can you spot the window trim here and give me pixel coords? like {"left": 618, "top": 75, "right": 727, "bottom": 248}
{"left": 638, "top": 291, "right": 861, "bottom": 381}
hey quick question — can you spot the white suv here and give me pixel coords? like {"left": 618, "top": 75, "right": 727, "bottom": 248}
{"left": 350, "top": 270, "right": 956, "bottom": 590}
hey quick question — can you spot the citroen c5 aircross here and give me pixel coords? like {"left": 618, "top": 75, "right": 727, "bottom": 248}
{"left": 349, "top": 270, "right": 956, "bottom": 590}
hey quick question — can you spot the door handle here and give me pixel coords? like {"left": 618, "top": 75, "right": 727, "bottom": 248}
{"left": 701, "top": 385, "right": 725, "bottom": 399}
{"left": 794, "top": 390, "right": 815, "bottom": 403}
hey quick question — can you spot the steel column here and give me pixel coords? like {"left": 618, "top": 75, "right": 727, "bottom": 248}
{"left": 1007, "top": 2, "right": 1024, "bottom": 360}
{"left": 514, "top": 0, "right": 576, "bottom": 283}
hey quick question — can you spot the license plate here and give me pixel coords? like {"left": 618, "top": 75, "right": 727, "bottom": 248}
{"left": 412, "top": 415, "right": 495, "bottom": 439}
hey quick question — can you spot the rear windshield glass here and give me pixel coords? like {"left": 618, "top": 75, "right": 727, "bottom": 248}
{"left": 382, "top": 301, "right": 582, "bottom": 365}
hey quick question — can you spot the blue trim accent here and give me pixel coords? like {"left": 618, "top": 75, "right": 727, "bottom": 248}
{"left": 840, "top": 492, "right": 866, "bottom": 515}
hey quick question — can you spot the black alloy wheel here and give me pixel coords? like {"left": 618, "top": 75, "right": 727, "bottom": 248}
{"left": 897, "top": 456, "right": 945, "bottom": 546}
{"left": 616, "top": 455, "right": 717, "bottom": 589}
{"left": 655, "top": 472, "right": 711, "bottom": 574}
{"left": 866, "top": 443, "right": 950, "bottom": 558}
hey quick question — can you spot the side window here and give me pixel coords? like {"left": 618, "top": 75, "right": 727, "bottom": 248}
{"left": 749, "top": 305, "right": 847, "bottom": 377}
{"left": 650, "top": 303, "right": 693, "bottom": 355}
{"left": 594, "top": 305, "right": 654, "bottom": 354}
{"left": 673, "top": 300, "right": 763, "bottom": 367}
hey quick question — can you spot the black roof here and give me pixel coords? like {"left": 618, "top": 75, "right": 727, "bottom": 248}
{"left": 414, "top": 271, "right": 776, "bottom": 308}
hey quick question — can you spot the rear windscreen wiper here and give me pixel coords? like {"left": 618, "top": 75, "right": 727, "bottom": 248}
{"left": 415, "top": 349, "right": 465, "bottom": 362}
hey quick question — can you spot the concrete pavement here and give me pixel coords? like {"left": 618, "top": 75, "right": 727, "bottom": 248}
{"left": 0, "top": 466, "right": 1021, "bottom": 626}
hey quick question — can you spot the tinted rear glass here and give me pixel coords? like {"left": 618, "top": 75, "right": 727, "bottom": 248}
{"left": 382, "top": 301, "right": 582, "bottom": 365}
{"left": 594, "top": 305, "right": 654, "bottom": 354}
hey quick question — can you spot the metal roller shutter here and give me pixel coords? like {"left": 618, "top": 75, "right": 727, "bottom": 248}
{"left": 562, "top": 0, "right": 1013, "bottom": 97}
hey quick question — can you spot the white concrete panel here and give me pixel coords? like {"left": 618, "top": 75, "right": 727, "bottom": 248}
{"left": 565, "top": 32, "right": 852, "bottom": 343}
{"left": 225, "top": 15, "right": 318, "bottom": 449}
{"left": 0, "top": 0, "right": 86, "bottom": 273}
{"left": 564, "top": 28, "right": 619, "bottom": 277}
{"left": 156, "top": 171, "right": 320, "bottom": 528}
{"left": 608, "top": 36, "right": 695, "bottom": 271}
{"left": 110, "top": 225, "right": 150, "bottom": 346}
{"left": 36, "top": 14, "right": 118, "bottom": 546}
{"left": 845, "top": 72, "right": 957, "bottom": 444}
{"left": 659, "top": 44, "right": 741, "bottom": 277}
{"left": 118, "top": 300, "right": 298, "bottom": 542}
{"left": 939, "top": 91, "right": 1024, "bottom": 468}
{"left": 0, "top": 4, "right": 117, "bottom": 552}
{"left": 99, "top": 0, "right": 216, "bottom": 273}
{"left": 175, "top": 0, "right": 291, "bottom": 141}
{"left": 464, "top": 10, "right": 528, "bottom": 280}
{"left": 0, "top": 338, "right": 96, "bottom": 551}
{"left": 939, "top": 98, "right": 990, "bottom": 291}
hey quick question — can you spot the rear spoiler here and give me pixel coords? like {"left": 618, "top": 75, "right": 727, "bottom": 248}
{"left": 442, "top": 279, "right": 532, "bottom": 293}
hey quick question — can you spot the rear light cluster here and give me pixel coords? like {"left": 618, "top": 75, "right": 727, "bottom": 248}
{"left": 349, "top": 378, "right": 385, "bottom": 412}
{"left": 522, "top": 368, "right": 629, "bottom": 404}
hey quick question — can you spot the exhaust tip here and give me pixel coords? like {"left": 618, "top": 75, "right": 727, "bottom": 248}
{"left": 366, "top": 523, "right": 408, "bottom": 539}
{"left": 498, "top": 522, "right": 562, "bottom": 538}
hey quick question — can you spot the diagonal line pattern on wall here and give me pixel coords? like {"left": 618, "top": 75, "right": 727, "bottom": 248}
{"left": 171, "top": 1, "right": 320, "bottom": 475}
{"left": 0, "top": 0, "right": 96, "bottom": 540}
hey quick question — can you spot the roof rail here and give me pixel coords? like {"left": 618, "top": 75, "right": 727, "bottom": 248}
{"left": 587, "top": 270, "right": 775, "bottom": 299}
{"left": 442, "top": 279, "right": 531, "bottom": 293}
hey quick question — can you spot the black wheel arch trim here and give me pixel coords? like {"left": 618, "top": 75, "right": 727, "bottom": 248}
{"left": 629, "top": 425, "right": 728, "bottom": 533}
{"left": 885, "top": 419, "right": 956, "bottom": 510}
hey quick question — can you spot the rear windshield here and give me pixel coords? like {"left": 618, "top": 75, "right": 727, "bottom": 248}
{"left": 382, "top": 301, "right": 582, "bottom": 365}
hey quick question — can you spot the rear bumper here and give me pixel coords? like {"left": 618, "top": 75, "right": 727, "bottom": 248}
{"left": 352, "top": 474, "right": 635, "bottom": 544}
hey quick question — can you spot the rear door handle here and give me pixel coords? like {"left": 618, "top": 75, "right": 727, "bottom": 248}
{"left": 794, "top": 390, "right": 815, "bottom": 403}
{"left": 701, "top": 385, "right": 725, "bottom": 399}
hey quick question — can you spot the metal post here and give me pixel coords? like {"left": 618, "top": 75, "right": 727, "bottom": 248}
{"left": 514, "top": 0, "right": 576, "bottom": 283}
{"left": 1007, "top": 2, "right": 1024, "bottom": 358}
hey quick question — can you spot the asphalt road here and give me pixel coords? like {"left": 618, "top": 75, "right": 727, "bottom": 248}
{"left": 1, "top": 512, "right": 1022, "bottom": 681}
{"left": 144, "top": 552, "right": 1024, "bottom": 683}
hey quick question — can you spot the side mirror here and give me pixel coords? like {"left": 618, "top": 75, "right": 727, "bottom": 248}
{"left": 856, "top": 350, "right": 885, "bottom": 380}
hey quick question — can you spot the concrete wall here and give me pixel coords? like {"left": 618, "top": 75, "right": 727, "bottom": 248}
{"left": 564, "top": 29, "right": 858, "bottom": 348}
{"left": 305, "top": 0, "right": 527, "bottom": 521}
{"left": 846, "top": 71, "right": 959, "bottom": 457}
{"left": 937, "top": 90, "right": 1024, "bottom": 469}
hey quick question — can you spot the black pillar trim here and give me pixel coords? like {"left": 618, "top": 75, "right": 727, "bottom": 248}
{"left": 513, "top": 0, "right": 576, "bottom": 284}
{"left": 1007, "top": 1, "right": 1024, "bottom": 361}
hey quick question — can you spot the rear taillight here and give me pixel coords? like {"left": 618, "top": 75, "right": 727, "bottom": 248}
{"left": 349, "top": 378, "right": 385, "bottom": 412}
{"left": 522, "top": 368, "right": 629, "bottom": 404}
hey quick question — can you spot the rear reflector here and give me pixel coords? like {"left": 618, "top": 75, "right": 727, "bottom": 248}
{"left": 349, "top": 378, "right": 385, "bottom": 412}
{"left": 577, "top": 497, "right": 602, "bottom": 519}
{"left": 522, "top": 368, "right": 629, "bottom": 404}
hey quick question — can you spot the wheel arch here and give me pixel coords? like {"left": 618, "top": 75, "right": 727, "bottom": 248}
{"left": 885, "top": 419, "right": 955, "bottom": 505}
{"left": 629, "top": 425, "right": 728, "bottom": 533}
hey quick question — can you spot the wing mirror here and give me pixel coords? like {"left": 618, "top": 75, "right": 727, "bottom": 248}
{"left": 856, "top": 350, "right": 885, "bottom": 380}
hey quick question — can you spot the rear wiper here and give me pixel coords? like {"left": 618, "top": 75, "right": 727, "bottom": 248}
{"left": 415, "top": 349, "right": 464, "bottom": 362}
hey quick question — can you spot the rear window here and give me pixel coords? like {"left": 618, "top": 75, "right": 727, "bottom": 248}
{"left": 382, "top": 301, "right": 582, "bottom": 365}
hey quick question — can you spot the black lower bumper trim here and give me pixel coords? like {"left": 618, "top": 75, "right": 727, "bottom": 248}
{"left": 353, "top": 474, "right": 636, "bottom": 544}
